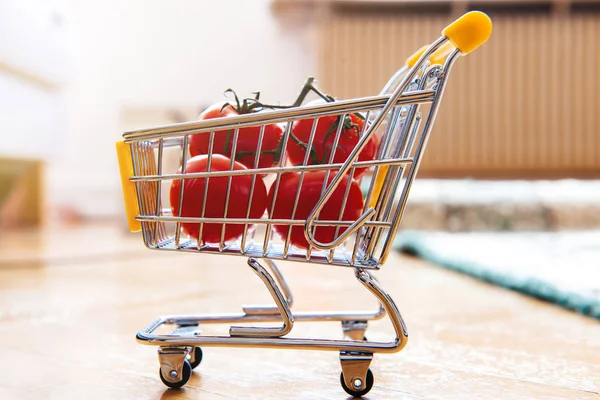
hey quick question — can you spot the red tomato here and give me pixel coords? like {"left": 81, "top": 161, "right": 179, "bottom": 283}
{"left": 169, "top": 154, "right": 268, "bottom": 244}
{"left": 189, "top": 102, "right": 284, "bottom": 170}
{"left": 286, "top": 108, "right": 379, "bottom": 179}
{"left": 267, "top": 171, "right": 365, "bottom": 250}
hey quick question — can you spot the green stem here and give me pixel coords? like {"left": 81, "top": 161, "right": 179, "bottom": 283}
{"left": 223, "top": 130, "right": 233, "bottom": 155}
{"left": 287, "top": 132, "right": 319, "bottom": 165}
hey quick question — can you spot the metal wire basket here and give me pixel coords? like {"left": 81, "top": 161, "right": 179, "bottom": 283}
{"left": 116, "top": 11, "right": 492, "bottom": 397}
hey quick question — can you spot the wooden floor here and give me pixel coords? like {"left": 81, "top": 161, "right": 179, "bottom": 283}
{"left": 1, "top": 223, "right": 599, "bottom": 400}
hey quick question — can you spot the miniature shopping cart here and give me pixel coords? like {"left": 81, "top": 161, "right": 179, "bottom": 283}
{"left": 116, "top": 12, "right": 491, "bottom": 397}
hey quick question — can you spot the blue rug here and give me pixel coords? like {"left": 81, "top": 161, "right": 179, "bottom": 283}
{"left": 393, "top": 230, "right": 600, "bottom": 320}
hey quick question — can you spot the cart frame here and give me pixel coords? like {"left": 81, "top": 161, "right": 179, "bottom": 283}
{"left": 116, "top": 11, "right": 492, "bottom": 397}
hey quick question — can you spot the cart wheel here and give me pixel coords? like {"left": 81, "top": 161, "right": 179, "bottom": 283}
{"left": 159, "top": 360, "right": 192, "bottom": 389}
{"left": 187, "top": 347, "right": 203, "bottom": 370}
{"left": 340, "top": 369, "right": 374, "bottom": 397}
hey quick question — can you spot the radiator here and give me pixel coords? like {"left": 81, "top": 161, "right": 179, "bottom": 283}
{"left": 315, "top": 5, "right": 600, "bottom": 178}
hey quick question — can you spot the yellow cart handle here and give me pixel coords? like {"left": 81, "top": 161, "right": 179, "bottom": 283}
{"left": 116, "top": 141, "right": 141, "bottom": 232}
{"left": 442, "top": 11, "right": 492, "bottom": 55}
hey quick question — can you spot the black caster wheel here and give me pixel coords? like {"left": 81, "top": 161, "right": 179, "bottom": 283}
{"left": 159, "top": 360, "right": 192, "bottom": 389}
{"left": 187, "top": 347, "right": 203, "bottom": 370}
{"left": 340, "top": 369, "right": 374, "bottom": 397}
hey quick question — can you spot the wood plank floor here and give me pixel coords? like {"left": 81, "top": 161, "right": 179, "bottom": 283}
{"left": 1, "top": 223, "right": 599, "bottom": 399}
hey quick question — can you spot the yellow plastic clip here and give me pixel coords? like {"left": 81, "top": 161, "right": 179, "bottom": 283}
{"left": 442, "top": 11, "right": 493, "bottom": 55}
{"left": 429, "top": 41, "right": 455, "bottom": 65}
{"left": 405, "top": 45, "right": 429, "bottom": 68}
{"left": 368, "top": 166, "right": 388, "bottom": 209}
{"left": 116, "top": 141, "right": 141, "bottom": 232}
{"left": 405, "top": 41, "right": 456, "bottom": 69}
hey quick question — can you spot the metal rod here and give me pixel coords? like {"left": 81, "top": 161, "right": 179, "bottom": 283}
{"left": 197, "top": 132, "right": 215, "bottom": 249}
{"left": 241, "top": 125, "right": 266, "bottom": 254}
{"left": 364, "top": 69, "right": 433, "bottom": 258}
{"left": 283, "top": 117, "right": 320, "bottom": 258}
{"left": 263, "top": 121, "right": 293, "bottom": 256}
{"left": 228, "top": 258, "right": 294, "bottom": 337}
{"left": 135, "top": 265, "right": 405, "bottom": 354}
{"left": 219, "top": 128, "right": 240, "bottom": 251}
{"left": 303, "top": 38, "right": 447, "bottom": 251}
{"left": 143, "top": 308, "right": 385, "bottom": 326}
{"left": 136, "top": 216, "right": 391, "bottom": 227}
{"left": 380, "top": 49, "right": 462, "bottom": 264}
{"left": 174, "top": 135, "right": 189, "bottom": 248}
{"left": 264, "top": 259, "right": 293, "bottom": 307}
{"left": 152, "top": 139, "right": 164, "bottom": 246}
{"left": 309, "top": 112, "right": 347, "bottom": 259}
{"left": 123, "top": 91, "right": 436, "bottom": 142}
{"left": 129, "top": 157, "right": 413, "bottom": 182}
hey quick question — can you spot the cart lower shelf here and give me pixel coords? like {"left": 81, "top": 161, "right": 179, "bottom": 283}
{"left": 136, "top": 258, "right": 408, "bottom": 397}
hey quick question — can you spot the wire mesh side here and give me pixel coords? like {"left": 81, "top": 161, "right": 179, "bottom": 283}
{"left": 125, "top": 66, "right": 450, "bottom": 268}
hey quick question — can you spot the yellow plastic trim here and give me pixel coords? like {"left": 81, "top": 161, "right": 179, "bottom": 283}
{"left": 405, "top": 45, "right": 429, "bottom": 68}
{"left": 442, "top": 11, "right": 492, "bottom": 55}
{"left": 116, "top": 141, "right": 141, "bottom": 232}
{"left": 368, "top": 166, "right": 389, "bottom": 209}
{"left": 430, "top": 41, "right": 455, "bottom": 65}
{"left": 406, "top": 41, "right": 456, "bottom": 69}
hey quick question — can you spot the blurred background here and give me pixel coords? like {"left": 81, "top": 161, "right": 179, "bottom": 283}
{"left": 1, "top": 3, "right": 599, "bottom": 395}
{"left": 1, "top": 0, "right": 599, "bottom": 232}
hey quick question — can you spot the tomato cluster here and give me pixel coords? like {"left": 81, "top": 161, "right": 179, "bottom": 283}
{"left": 189, "top": 101, "right": 284, "bottom": 171}
{"left": 286, "top": 99, "right": 380, "bottom": 180}
{"left": 169, "top": 82, "right": 379, "bottom": 248}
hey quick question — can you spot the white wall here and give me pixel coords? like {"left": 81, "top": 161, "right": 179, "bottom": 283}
{"left": 0, "top": 0, "right": 71, "bottom": 160}
{"left": 48, "top": 0, "right": 316, "bottom": 217}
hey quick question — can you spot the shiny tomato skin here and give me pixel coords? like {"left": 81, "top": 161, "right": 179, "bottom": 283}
{"left": 267, "top": 171, "right": 365, "bottom": 249}
{"left": 169, "top": 154, "right": 268, "bottom": 244}
{"left": 189, "top": 102, "right": 284, "bottom": 170}
{"left": 286, "top": 111, "right": 379, "bottom": 179}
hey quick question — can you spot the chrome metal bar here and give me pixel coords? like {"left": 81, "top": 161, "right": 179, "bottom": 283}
{"left": 135, "top": 266, "right": 405, "bottom": 354}
{"left": 283, "top": 117, "right": 320, "bottom": 258}
{"left": 137, "top": 216, "right": 391, "bottom": 227}
{"left": 130, "top": 157, "right": 413, "bottom": 182}
{"left": 263, "top": 121, "right": 293, "bottom": 256}
{"left": 361, "top": 107, "right": 406, "bottom": 259}
{"left": 153, "top": 242, "right": 381, "bottom": 269}
{"left": 309, "top": 112, "right": 347, "bottom": 259}
{"left": 138, "top": 142, "right": 158, "bottom": 246}
{"left": 241, "top": 125, "right": 266, "bottom": 254}
{"left": 131, "top": 143, "right": 148, "bottom": 245}
{"left": 364, "top": 69, "right": 432, "bottom": 258}
{"left": 219, "top": 128, "right": 240, "bottom": 251}
{"left": 229, "top": 258, "right": 294, "bottom": 337}
{"left": 380, "top": 49, "right": 462, "bottom": 264}
{"left": 302, "top": 39, "right": 447, "bottom": 251}
{"left": 123, "top": 91, "right": 436, "bottom": 142}
{"left": 264, "top": 259, "right": 293, "bottom": 307}
{"left": 347, "top": 109, "right": 374, "bottom": 264}
{"left": 365, "top": 67, "right": 438, "bottom": 259}
{"left": 174, "top": 135, "right": 189, "bottom": 248}
{"left": 152, "top": 139, "right": 164, "bottom": 246}
{"left": 355, "top": 268, "right": 407, "bottom": 349}
{"left": 197, "top": 132, "right": 215, "bottom": 249}
{"left": 324, "top": 112, "right": 352, "bottom": 262}
{"left": 329, "top": 164, "right": 356, "bottom": 263}
{"left": 367, "top": 114, "right": 422, "bottom": 260}
{"left": 243, "top": 259, "right": 294, "bottom": 314}
{"left": 155, "top": 308, "right": 385, "bottom": 325}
